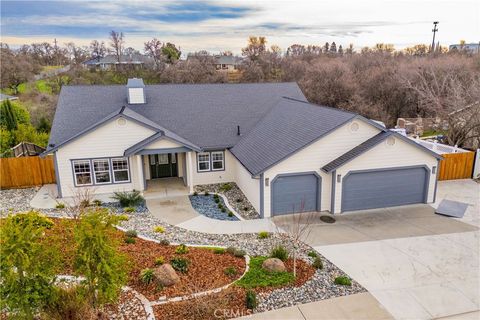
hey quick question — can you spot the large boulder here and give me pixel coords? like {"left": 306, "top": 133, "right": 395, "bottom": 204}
{"left": 262, "top": 258, "right": 286, "bottom": 272}
{"left": 153, "top": 264, "right": 180, "bottom": 287}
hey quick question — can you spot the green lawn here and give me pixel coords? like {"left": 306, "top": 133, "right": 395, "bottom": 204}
{"left": 236, "top": 256, "right": 295, "bottom": 289}
{"left": 421, "top": 129, "right": 446, "bottom": 137}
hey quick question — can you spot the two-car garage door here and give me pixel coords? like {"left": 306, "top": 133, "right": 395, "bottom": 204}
{"left": 341, "top": 167, "right": 429, "bottom": 212}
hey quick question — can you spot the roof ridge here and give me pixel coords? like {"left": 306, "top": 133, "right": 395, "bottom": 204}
{"left": 63, "top": 82, "right": 300, "bottom": 88}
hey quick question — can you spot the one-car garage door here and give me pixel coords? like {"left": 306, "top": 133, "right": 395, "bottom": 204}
{"left": 341, "top": 167, "right": 428, "bottom": 212}
{"left": 272, "top": 174, "right": 319, "bottom": 215}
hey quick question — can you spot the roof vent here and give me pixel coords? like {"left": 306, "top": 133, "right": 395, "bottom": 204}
{"left": 127, "top": 78, "right": 145, "bottom": 104}
{"left": 237, "top": 125, "right": 241, "bottom": 136}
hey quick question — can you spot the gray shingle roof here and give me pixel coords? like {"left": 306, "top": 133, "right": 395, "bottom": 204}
{"left": 322, "top": 131, "right": 392, "bottom": 173}
{"left": 48, "top": 82, "right": 306, "bottom": 151}
{"left": 230, "top": 98, "right": 357, "bottom": 175}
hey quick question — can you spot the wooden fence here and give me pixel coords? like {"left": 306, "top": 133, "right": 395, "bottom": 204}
{"left": 438, "top": 151, "right": 475, "bottom": 181}
{"left": 0, "top": 156, "right": 56, "bottom": 189}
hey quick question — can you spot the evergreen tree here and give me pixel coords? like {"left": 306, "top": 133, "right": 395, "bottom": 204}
{"left": 0, "top": 100, "right": 18, "bottom": 131}
{"left": 323, "top": 42, "right": 330, "bottom": 53}
{"left": 36, "top": 117, "right": 51, "bottom": 133}
{"left": 338, "top": 45, "right": 344, "bottom": 55}
{"left": 330, "top": 42, "right": 337, "bottom": 53}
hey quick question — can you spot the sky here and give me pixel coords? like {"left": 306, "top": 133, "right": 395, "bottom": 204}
{"left": 1, "top": 0, "right": 479, "bottom": 55}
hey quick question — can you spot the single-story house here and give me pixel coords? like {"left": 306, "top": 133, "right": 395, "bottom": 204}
{"left": 82, "top": 54, "right": 154, "bottom": 70}
{"left": 214, "top": 55, "right": 242, "bottom": 71}
{"left": 44, "top": 79, "right": 442, "bottom": 217}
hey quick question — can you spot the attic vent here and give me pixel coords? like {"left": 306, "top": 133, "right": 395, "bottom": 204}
{"left": 350, "top": 122, "right": 359, "bottom": 132}
{"left": 386, "top": 137, "right": 396, "bottom": 146}
{"left": 127, "top": 78, "right": 145, "bottom": 104}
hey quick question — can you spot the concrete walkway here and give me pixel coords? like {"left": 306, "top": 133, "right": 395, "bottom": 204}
{"left": 241, "top": 292, "right": 393, "bottom": 319}
{"left": 146, "top": 194, "right": 277, "bottom": 234}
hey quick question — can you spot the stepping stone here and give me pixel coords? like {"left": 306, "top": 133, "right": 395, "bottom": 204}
{"left": 435, "top": 199, "right": 468, "bottom": 218}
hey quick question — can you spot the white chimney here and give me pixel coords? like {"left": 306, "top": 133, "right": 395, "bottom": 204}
{"left": 127, "top": 78, "right": 145, "bottom": 104}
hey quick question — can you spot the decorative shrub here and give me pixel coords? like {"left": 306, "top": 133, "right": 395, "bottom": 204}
{"left": 246, "top": 290, "right": 257, "bottom": 309}
{"left": 118, "top": 214, "right": 129, "bottom": 221}
{"left": 217, "top": 203, "right": 223, "bottom": 209}
{"left": 74, "top": 210, "right": 127, "bottom": 304}
{"left": 213, "top": 248, "right": 225, "bottom": 254}
{"left": 55, "top": 202, "right": 65, "bottom": 209}
{"left": 313, "top": 257, "right": 323, "bottom": 269}
{"left": 204, "top": 191, "right": 210, "bottom": 196}
{"left": 125, "top": 230, "right": 138, "bottom": 238}
{"left": 224, "top": 266, "right": 237, "bottom": 277}
{"left": 221, "top": 208, "right": 226, "bottom": 213}
{"left": 193, "top": 191, "right": 198, "bottom": 196}
{"left": 214, "top": 198, "right": 220, "bottom": 204}
{"left": 228, "top": 211, "right": 234, "bottom": 217}
{"left": 175, "top": 244, "right": 189, "bottom": 254}
{"left": 258, "top": 231, "right": 269, "bottom": 239}
{"left": 159, "top": 239, "right": 170, "bottom": 246}
{"left": 154, "top": 256, "right": 165, "bottom": 266}
{"left": 334, "top": 276, "right": 352, "bottom": 286}
{"left": 234, "top": 249, "right": 246, "bottom": 257}
{"left": 153, "top": 226, "right": 165, "bottom": 233}
{"left": 243, "top": 206, "right": 249, "bottom": 211}
{"left": 171, "top": 258, "right": 189, "bottom": 273}
{"left": 43, "top": 287, "right": 95, "bottom": 320}
{"left": 112, "top": 190, "right": 144, "bottom": 207}
{"left": 80, "top": 199, "right": 91, "bottom": 208}
{"left": 213, "top": 194, "right": 219, "bottom": 199}
{"left": 236, "top": 198, "right": 243, "bottom": 203}
{"left": 124, "top": 207, "right": 135, "bottom": 213}
{"left": 92, "top": 199, "right": 102, "bottom": 206}
{"left": 308, "top": 251, "right": 318, "bottom": 258}
{"left": 124, "top": 237, "right": 136, "bottom": 244}
{"left": 140, "top": 268, "right": 154, "bottom": 284}
{"left": 220, "top": 183, "right": 233, "bottom": 192}
{"left": 270, "top": 245, "right": 289, "bottom": 261}
{"left": 0, "top": 212, "right": 57, "bottom": 318}
{"left": 226, "top": 246, "right": 236, "bottom": 255}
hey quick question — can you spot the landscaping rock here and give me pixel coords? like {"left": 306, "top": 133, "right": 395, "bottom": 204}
{"left": 262, "top": 258, "right": 286, "bottom": 272}
{"left": 153, "top": 264, "right": 180, "bottom": 287}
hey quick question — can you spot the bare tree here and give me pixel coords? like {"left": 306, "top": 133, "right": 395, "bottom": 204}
{"left": 241, "top": 36, "right": 267, "bottom": 61}
{"left": 144, "top": 38, "right": 164, "bottom": 68}
{"left": 89, "top": 40, "right": 106, "bottom": 61}
{"left": 109, "top": 30, "right": 124, "bottom": 63}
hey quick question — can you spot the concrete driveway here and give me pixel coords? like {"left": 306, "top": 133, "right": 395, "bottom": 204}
{"left": 273, "top": 180, "right": 480, "bottom": 319}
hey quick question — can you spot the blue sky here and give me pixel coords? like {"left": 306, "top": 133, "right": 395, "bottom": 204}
{"left": 1, "top": 0, "right": 478, "bottom": 54}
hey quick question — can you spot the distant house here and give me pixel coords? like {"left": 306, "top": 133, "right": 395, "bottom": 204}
{"left": 214, "top": 55, "right": 242, "bottom": 71}
{"left": 0, "top": 93, "right": 19, "bottom": 102}
{"left": 449, "top": 43, "right": 480, "bottom": 54}
{"left": 82, "top": 54, "right": 154, "bottom": 70}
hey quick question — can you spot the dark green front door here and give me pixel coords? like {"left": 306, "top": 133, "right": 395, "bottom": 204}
{"left": 149, "top": 153, "right": 178, "bottom": 179}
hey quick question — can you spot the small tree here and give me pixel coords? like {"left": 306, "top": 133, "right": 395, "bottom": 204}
{"left": 275, "top": 199, "right": 314, "bottom": 277}
{"left": 0, "top": 212, "right": 58, "bottom": 319}
{"left": 74, "top": 209, "right": 127, "bottom": 306}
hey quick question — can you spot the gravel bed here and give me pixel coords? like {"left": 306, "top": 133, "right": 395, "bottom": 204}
{"left": 105, "top": 289, "right": 149, "bottom": 320}
{"left": 194, "top": 183, "right": 259, "bottom": 219}
{"left": 1, "top": 187, "right": 366, "bottom": 315}
{"left": 189, "top": 194, "right": 239, "bottom": 221}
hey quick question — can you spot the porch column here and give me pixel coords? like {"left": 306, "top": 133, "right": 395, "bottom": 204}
{"left": 137, "top": 155, "right": 145, "bottom": 191}
{"left": 186, "top": 151, "right": 194, "bottom": 193}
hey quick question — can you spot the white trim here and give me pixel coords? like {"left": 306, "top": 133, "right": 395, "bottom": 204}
{"left": 197, "top": 152, "right": 210, "bottom": 172}
{"left": 211, "top": 151, "right": 225, "bottom": 171}
{"left": 92, "top": 159, "right": 111, "bottom": 184}
{"left": 112, "top": 157, "right": 130, "bottom": 183}
{"left": 72, "top": 160, "right": 93, "bottom": 186}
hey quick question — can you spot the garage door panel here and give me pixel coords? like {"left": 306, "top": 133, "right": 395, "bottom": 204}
{"left": 272, "top": 174, "right": 319, "bottom": 215}
{"left": 342, "top": 167, "right": 427, "bottom": 212}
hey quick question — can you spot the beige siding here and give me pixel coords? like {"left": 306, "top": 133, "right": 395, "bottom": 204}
{"left": 144, "top": 138, "right": 183, "bottom": 150}
{"left": 263, "top": 119, "right": 380, "bottom": 217}
{"left": 232, "top": 153, "right": 260, "bottom": 212}
{"left": 56, "top": 117, "right": 154, "bottom": 197}
{"left": 190, "top": 150, "right": 236, "bottom": 185}
{"left": 333, "top": 135, "right": 437, "bottom": 213}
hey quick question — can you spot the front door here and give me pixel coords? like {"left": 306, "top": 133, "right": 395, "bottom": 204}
{"left": 149, "top": 153, "right": 178, "bottom": 179}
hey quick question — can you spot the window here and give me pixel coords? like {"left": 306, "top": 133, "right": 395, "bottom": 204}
{"left": 73, "top": 160, "right": 92, "bottom": 186}
{"left": 112, "top": 158, "right": 130, "bottom": 182}
{"left": 171, "top": 153, "right": 176, "bottom": 164}
{"left": 211, "top": 151, "right": 224, "bottom": 171}
{"left": 149, "top": 154, "right": 155, "bottom": 165}
{"left": 93, "top": 159, "right": 111, "bottom": 184}
{"left": 158, "top": 154, "right": 168, "bottom": 164}
{"left": 197, "top": 152, "right": 210, "bottom": 172}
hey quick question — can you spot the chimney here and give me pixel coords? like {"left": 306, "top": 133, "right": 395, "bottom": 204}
{"left": 127, "top": 78, "right": 145, "bottom": 104}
